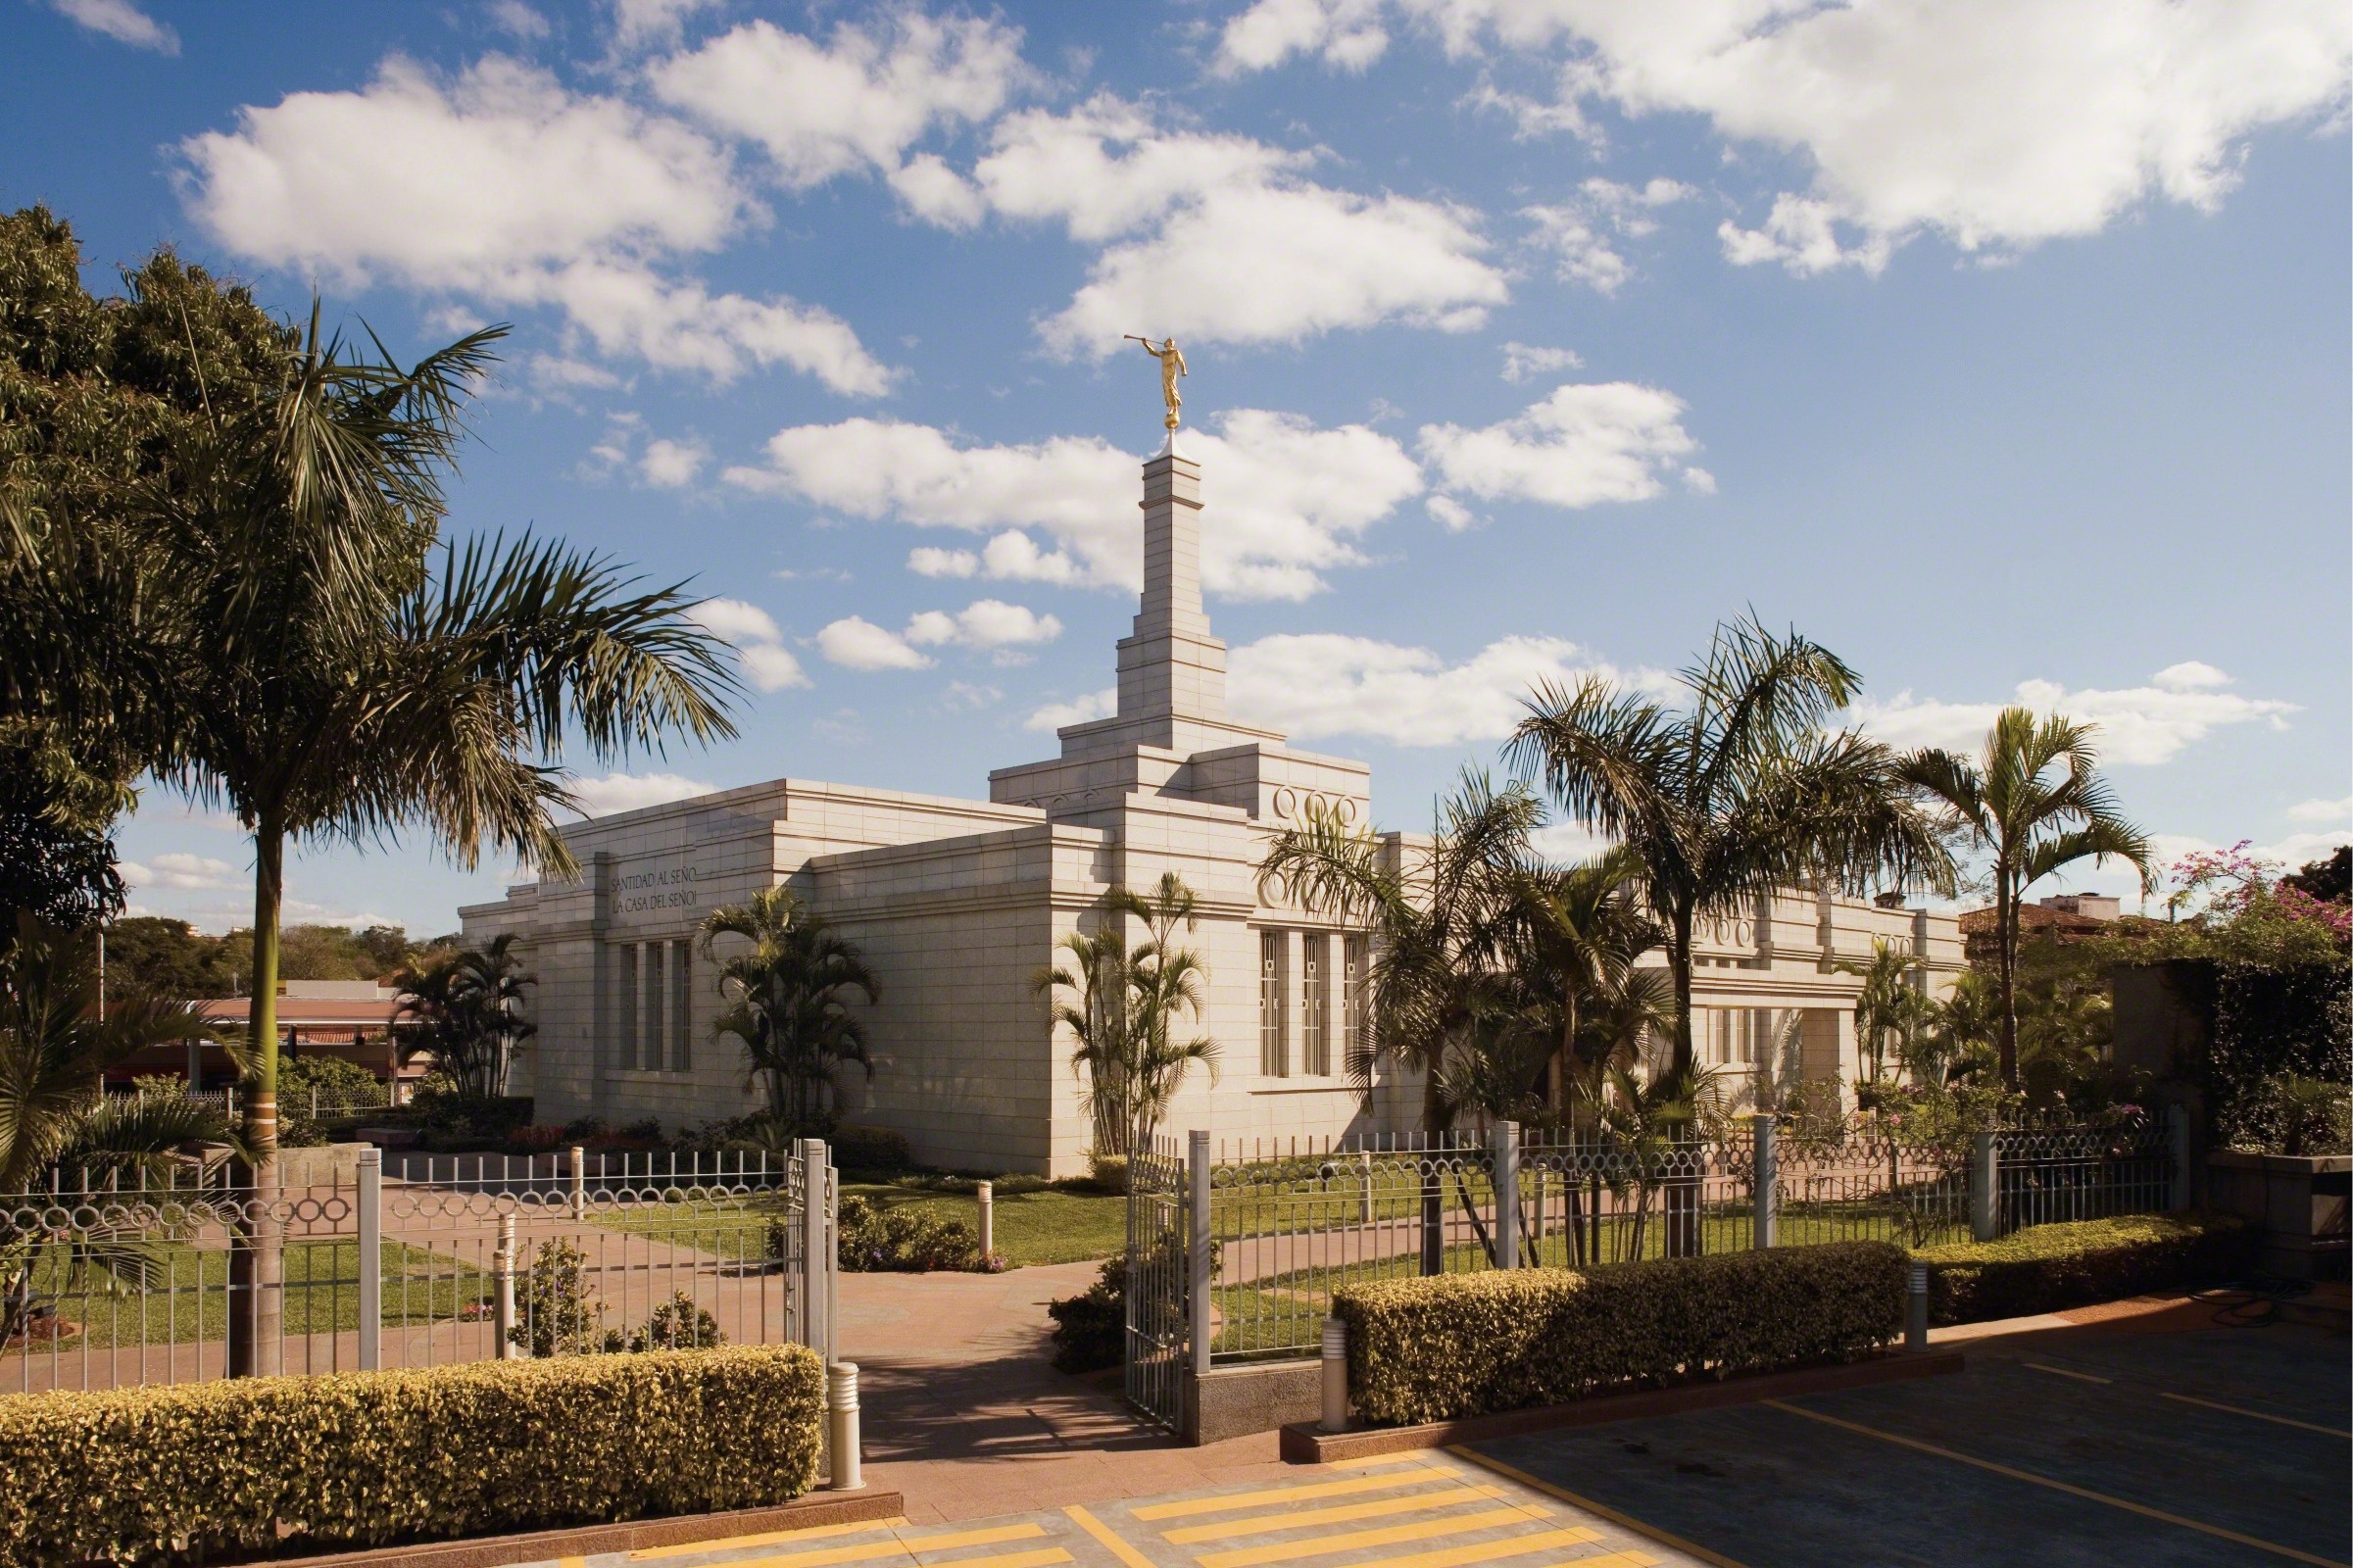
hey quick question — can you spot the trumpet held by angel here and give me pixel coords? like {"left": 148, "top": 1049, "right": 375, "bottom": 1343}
{"left": 1124, "top": 334, "right": 1187, "bottom": 430}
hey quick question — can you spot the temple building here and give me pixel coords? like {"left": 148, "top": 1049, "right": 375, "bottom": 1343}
{"left": 464, "top": 436, "right": 1964, "bottom": 1175}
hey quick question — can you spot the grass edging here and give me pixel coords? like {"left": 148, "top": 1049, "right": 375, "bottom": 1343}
{"left": 1278, "top": 1348, "right": 1965, "bottom": 1463}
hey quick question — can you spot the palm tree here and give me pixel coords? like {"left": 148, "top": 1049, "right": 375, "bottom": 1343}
{"left": 1036, "top": 874, "right": 1220, "bottom": 1160}
{"left": 1504, "top": 847, "right": 1670, "bottom": 1119}
{"left": 700, "top": 887, "right": 880, "bottom": 1135}
{"left": 1260, "top": 770, "right": 1537, "bottom": 1272}
{"left": 394, "top": 935, "right": 535, "bottom": 1100}
{"left": 1118, "top": 874, "right": 1220, "bottom": 1154}
{"left": 1899, "top": 709, "right": 2152, "bottom": 1088}
{"left": 1507, "top": 617, "right": 1951, "bottom": 1253}
{"left": 0, "top": 913, "right": 243, "bottom": 1345}
{"left": 141, "top": 311, "right": 737, "bottom": 1373}
{"left": 1508, "top": 617, "right": 1954, "bottom": 1077}
{"left": 1839, "top": 939, "right": 1936, "bottom": 1088}
{"left": 1035, "top": 921, "right": 1137, "bottom": 1159}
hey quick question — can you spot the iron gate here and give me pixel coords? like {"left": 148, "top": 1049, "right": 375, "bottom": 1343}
{"left": 1122, "top": 1138, "right": 1187, "bottom": 1429}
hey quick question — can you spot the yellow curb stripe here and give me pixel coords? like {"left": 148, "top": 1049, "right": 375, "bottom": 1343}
{"left": 633, "top": 1519, "right": 911, "bottom": 1559}
{"left": 1446, "top": 1447, "right": 1750, "bottom": 1568}
{"left": 2022, "top": 1361, "right": 2111, "bottom": 1384}
{"left": 729, "top": 1523, "right": 1048, "bottom": 1568}
{"left": 920, "top": 1550, "right": 1071, "bottom": 1568}
{"left": 1341, "top": 1525, "right": 1610, "bottom": 1568}
{"left": 1196, "top": 1508, "right": 1551, "bottom": 1568}
{"left": 2158, "top": 1391, "right": 2353, "bottom": 1439}
{"left": 1135, "top": 1472, "right": 1450, "bottom": 1521}
{"left": 1163, "top": 1487, "right": 1504, "bottom": 1544}
{"left": 1065, "top": 1506, "right": 1159, "bottom": 1568}
{"left": 1763, "top": 1400, "right": 2350, "bottom": 1568}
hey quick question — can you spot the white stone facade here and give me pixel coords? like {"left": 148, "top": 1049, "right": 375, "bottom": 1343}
{"left": 463, "top": 443, "right": 1962, "bottom": 1175}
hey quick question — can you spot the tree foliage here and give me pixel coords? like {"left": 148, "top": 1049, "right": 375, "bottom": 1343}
{"left": 700, "top": 887, "right": 879, "bottom": 1136}
{"left": 394, "top": 933, "right": 535, "bottom": 1100}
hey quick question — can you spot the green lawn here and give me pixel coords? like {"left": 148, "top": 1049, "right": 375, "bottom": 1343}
{"left": 585, "top": 1180, "right": 1131, "bottom": 1268}
{"left": 10, "top": 1241, "right": 484, "bottom": 1353}
{"left": 847, "top": 1182, "right": 1128, "bottom": 1266}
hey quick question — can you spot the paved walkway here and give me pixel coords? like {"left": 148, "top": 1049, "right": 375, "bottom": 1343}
{"left": 515, "top": 1449, "right": 1699, "bottom": 1568}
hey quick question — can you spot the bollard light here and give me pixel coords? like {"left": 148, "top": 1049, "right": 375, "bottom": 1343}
{"left": 1906, "top": 1261, "right": 1929, "bottom": 1352}
{"left": 828, "top": 1362, "right": 864, "bottom": 1491}
{"left": 1319, "top": 1316, "right": 1348, "bottom": 1434}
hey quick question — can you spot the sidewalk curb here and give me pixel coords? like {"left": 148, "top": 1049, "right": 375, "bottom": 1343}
{"left": 251, "top": 1490, "right": 906, "bottom": 1568}
{"left": 1279, "top": 1349, "right": 1966, "bottom": 1463}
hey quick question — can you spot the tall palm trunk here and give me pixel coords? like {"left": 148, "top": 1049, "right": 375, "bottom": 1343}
{"left": 228, "top": 813, "right": 284, "bottom": 1377}
{"left": 1995, "top": 859, "right": 2020, "bottom": 1089}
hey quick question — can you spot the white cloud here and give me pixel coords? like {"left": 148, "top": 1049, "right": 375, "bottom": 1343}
{"left": 121, "top": 853, "right": 244, "bottom": 892}
{"left": 2287, "top": 796, "right": 2353, "bottom": 824}
{"left": 688, "top": 597, "right": 809, "bottom": 691}
{"left": 528, "top": 354, "right": 625, "bottom": 393}
{"left": 1216, "top": 0, "right": 1391, "bottom": 75}
{"left": 638, "top": 436, "right": 708, "bottom": 487}
{"left": 740, "top": 644, "right": 813, "bottom": 692}
{"left": 178, "top": 57, "right": 892, "bottom": 393}
{"left": 904, "top": 599, "right": 1062, "bottom": 650}
{"left": 727, "top": 407, "right": 1423, "bottom": 601}
{"left": 1530, "top": 821, "right": 1619, "bottom": 865}
{"left": 1229, "top": 633, "right": 1660, "bottom": 747}
{"left": 1500, "top": 342, "right": 1582, "bottom": 382}
{"left": 963, "top": 94, "right": 1507, "bottom": 355}
{"left": 1425, "top": 494, "right": 1476, "bottom": 531}
{"left": 1025, "top": 688, "right": 1116, "bottom": 732}
{"left": 1523, "top": 176, "right": 1692, "bottom": 293}
{"left": 566, "top": 771, "right": 718, "bottom": 817}
{"left": 689, "top": 597, "right": 782, "bottom": 646}
{"left": 1222, "top": 0, "right": 2353, "bottom": 270}
{"left": 487, "top": 1, "right": 551, "bottom": 42}
{"left": 650, "top": 12, "right": 1023, "bottom": 201}
{"left": 907, "top": 546, "right": 979, "bottom": 578}
{"left": 49, "top": 0, "right": 176, "bottom": 53}
{"left": 1419, "top": 383, "right": 1710, "bottom": 508}
{"left": 609, "top": 0, "right": 719, "bottom": 57}
{"left": 1853, "top": 665, "right": 2300, "bottom": 765}
{"left": 817, "top": 616, "right": 933, "bottom": 671}
{"left": 2154, "top": 660, "right": 2232, "bottom": 691}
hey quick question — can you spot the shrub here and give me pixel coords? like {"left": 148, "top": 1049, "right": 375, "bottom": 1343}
{"left": 834, "top": 1194, "right": 981, "bottom": 1272}
{"left": 831, "top": 1123, "right": 912, "bottom": 1174}
{"left": 0, "top": 1346, "right": 823, "bottom": 1566}
{"left": 1912, "top": 1212, "right": 2255, "bottom": 1325}
{"left": 279, "top": 1055, "right": 390, "bottom": 1147}
{"left": 509, "top": 1238, "right": 611, "bottom": 1357}
{"left": 1086, "top": 1152, "right": 1130, "bottom": 1195}
{"left": 1048, "top": 1254, "right": 1126, "bottom": 1372}
{"left": 630, "top": 1291, "right": 725, "bottom": 1352}
{"left": 1336, "top": 1242, "right": 1907, "bottom": 1427}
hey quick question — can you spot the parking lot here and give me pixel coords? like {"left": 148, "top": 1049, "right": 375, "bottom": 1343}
{"left": 1462, "top": 1307, "right": 2350, "bottom": 1567}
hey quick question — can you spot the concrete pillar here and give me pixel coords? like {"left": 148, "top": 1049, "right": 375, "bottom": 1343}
{"left": 1752, "top": 1113, "right": 1778, "bottom": 1250}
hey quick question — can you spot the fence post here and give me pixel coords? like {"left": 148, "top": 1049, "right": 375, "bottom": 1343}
{"left": 493, "top": 1213, "right": 517, "bottom": 1357}
{"left": 568, "top": 1147, "right": 587, "bottom": 1221}
{"left": 1359, "top": 1148, "right": 1373, "bottom": 1225}
{"left": 1906, "top": 1261, "right": 1929, "bottom": 1351}
{"left": 976, "top": 1180, "right": 994, "bottom": 1260}
{"left": 827, "top": 1362, "right": 863, "bottom": 1490}
{"left": 1970, "top": 1130, "right": 1999, "bottom": 1242}
{"left": 2167, "top": 1103, "right": 2193, "bottom": 1211}
{"left": 1493, "top": 1121, "right": 1519, "bottom": 1269}
{"left": 1188, "top": 1130, "right": 1211, "bottom": 1378}
{"left": 1751, "top": 1112, "right": 1778, "bottom": 1250}
{"left": 356, "top": 1145, "right": 381, "bottom": 1371}
{"left": 800, "top": 1138, "right": 832, "bottom": 1365}
{"left": 1319, "top": 1316, "right": 1348, "bottom": 1433}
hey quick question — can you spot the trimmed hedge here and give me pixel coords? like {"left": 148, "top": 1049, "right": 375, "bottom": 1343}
{"left": 1335, "top": 1241, "right": 1906, "bottom": 1427}
{"left": 0, "top": 1345, "right": 823, "bottom": 1567}
{"left": 1913, "top": 1212, "right": 2255, "bottom": 1325}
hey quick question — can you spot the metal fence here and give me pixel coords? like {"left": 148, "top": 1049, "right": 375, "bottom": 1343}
{"left": 0, "top": 1143, "right": 837, "bottom": 1396}
{"left": 1122, "top": 1111, "right": 2187, "bottom": 1429}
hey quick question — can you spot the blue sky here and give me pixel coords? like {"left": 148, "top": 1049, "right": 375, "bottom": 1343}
{"left": 7, "top": 0, "right": 2348, "bottom": 936}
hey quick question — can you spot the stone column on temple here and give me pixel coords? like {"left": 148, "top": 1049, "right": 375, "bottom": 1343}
{"left": 1115, "top": 445, "right": 1230, "bottom": 728}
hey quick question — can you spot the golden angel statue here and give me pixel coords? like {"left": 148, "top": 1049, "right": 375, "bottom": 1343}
{"left": 1124, "top": 334, "right": 1187, "bottom": 430}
